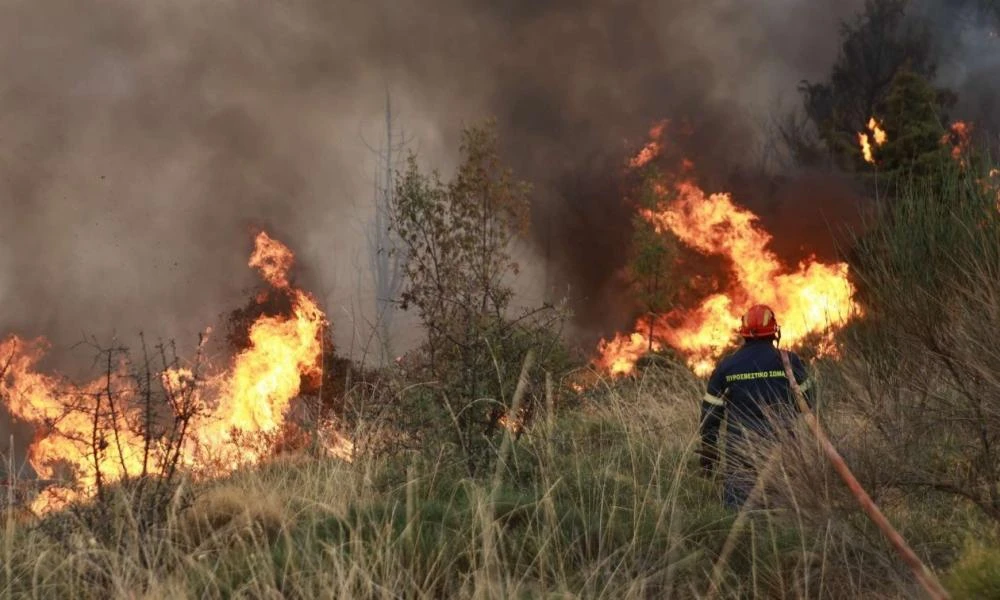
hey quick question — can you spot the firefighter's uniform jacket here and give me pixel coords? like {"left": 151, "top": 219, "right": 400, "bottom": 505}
{"left": 699, "top": 338, "right": 814, "bottom": 507}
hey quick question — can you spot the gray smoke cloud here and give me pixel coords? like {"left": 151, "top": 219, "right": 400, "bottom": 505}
{"left": 0, "top": 0, "right": 994, "bottom": 373}
{"left": 925, "top": 2, "right": 1000, "bottom": 144}
{"left": 0, "top": 0, "right": 871, "bottom": 361}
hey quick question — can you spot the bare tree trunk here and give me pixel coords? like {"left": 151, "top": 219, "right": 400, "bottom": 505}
{"left": 368, "top": 89, "right": 407, "bottom": 364}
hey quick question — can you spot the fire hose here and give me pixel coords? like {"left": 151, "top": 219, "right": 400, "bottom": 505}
{"left": 706, "top": 353, "right": 950, "bottom": 599}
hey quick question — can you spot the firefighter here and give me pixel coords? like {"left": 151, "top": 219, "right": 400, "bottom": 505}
{"left": 697, "top": 304, "right": 814, "bottom": 509}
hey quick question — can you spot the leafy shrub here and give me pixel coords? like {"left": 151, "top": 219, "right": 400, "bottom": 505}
{"left": 388, "top": 121, "right": 570, "bottom": 475}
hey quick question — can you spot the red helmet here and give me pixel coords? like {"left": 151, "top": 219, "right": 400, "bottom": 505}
{"left": 738, "top": 304, "right": 780, "bottom": 339}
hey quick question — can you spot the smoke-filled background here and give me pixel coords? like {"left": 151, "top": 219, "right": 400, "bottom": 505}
{"left": 0, "top": 1, "right": 997, "bottom": 387}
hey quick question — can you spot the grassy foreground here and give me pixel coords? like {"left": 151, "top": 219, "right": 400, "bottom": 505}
{"left": 2, "top": 361, "right": 999, "bottom": 599}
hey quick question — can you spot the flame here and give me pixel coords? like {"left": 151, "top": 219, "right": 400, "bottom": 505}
{"left": 629, "top": 120, "right": 668, "bottom": 168}
{"left": 597, "top": 126, "right": 859, "bottom": 377}
{"left": 943, "top": 121, "right": 973, "bottom": 165}
{"left": 0, "top": 232, "right": 350, "bottom": 513}
{"left": 249, "top": 230, "right": 295, "bottom": 288}
{"left": 595, "top": 330, "right": 662, "bottom": 376}
{"left": 858, "top": 117, "right": 887, "bottom": 164}
{"left": 869, "top": 118, "right": 887, "bottom": 146}
{"left": 186, "top": 232, "right": 326, "bottom": 465}
{"left": 0, "top": 337, "right": 148, "bottom": 510}
{"left": 496, "top": 412, "right": 522, "bottom": 434}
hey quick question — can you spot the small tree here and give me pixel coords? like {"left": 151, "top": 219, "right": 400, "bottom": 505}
{"left": 390, "top": 121, "right": 563, "bottom": 475}
{"left": 877, "top": 69, "right": 954, "bottom": 183}
{"left": 628, "top": 173, "right": 680, "bottom": 352}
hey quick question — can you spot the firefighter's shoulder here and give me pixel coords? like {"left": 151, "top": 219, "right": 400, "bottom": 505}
{"left": 708, "top": 349, "right": 741, "bottom": 380}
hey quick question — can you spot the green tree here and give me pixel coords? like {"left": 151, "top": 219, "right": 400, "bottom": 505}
{"left": 628, "top": 174, "right": 680, "bottom": 352}
{"left": 798, "top": 0, "right": 943, "bottom": 168}
{"left": 876, "top": 68, "right": 954, "bottom": 184}
{"left": 390, "top": 121, "right": 565, "bottom": 475}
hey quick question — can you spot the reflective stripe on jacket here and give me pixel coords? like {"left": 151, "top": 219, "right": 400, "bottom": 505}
{"left": 699, "top": 339, "right": 813, "bottom": 469}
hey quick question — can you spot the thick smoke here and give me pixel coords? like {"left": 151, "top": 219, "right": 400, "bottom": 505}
{"left": 0, "top": 0, "right": 860, "bottom": 361}
{"left": 0, "top": 0, "right": 994, "bottom": 374}
{"left": 924, "top": 1, "right": 1000, "bottom": 145}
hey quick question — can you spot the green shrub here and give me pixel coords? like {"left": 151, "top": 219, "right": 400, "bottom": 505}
{"left": 947, "top": 540, "right": 1000, "bottom": 600}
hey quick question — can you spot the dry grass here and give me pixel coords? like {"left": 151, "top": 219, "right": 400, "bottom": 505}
{"left": 178, "top": 484, "right": 287, "bottom": 547}
{"left": 3, "top": 358, "right": 976, "bottom": 599}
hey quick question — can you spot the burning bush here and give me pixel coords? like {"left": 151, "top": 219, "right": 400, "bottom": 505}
{"left": 0, "top": 232, "right": 353, "bottom": 516}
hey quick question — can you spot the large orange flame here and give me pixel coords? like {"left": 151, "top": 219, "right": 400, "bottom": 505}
{"left": 0, "top": 232, "right": 352, "bottom": 513}
{"left": 596, "top": 126, "right": 859, "bottom": 377}
{"left": 184, "top": 231, "right": 327, "bottom": 467}
{"left": 0, "top": 337, "right": 148, "bottom": 510}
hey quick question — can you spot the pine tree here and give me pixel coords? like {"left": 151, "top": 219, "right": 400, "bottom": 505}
{"left": 628, "top": 173, "right": 679, "bottom": 352}
{"left": 877, "top": 69, "right": 953, "bottom": 184}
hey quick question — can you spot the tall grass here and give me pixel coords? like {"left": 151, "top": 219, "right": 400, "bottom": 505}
{"left": 830, "top": 162, "right": 1000, "bottom": 526}
{"left": 2, "top": 359, "right": 934, "bottom": 599}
